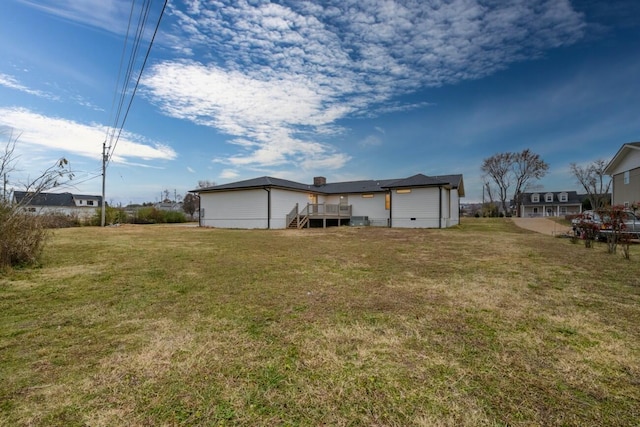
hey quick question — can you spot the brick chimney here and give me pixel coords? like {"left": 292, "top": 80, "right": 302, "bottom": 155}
{"left": 313, "top": 176, "right": 326, "bottom": 186}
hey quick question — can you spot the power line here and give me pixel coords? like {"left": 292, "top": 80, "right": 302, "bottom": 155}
{"left": 107, "top": 0, "right": 167, "bottom": 166}
{"left": 101, "top": 0, "right": 168, "bottom": 226}
{"left": 106, "top": 0, "right": 153, "bottom": 161}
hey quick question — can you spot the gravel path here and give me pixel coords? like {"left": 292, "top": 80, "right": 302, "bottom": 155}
{"left": 510, "top": 217, "right": 572, "bottom": 236}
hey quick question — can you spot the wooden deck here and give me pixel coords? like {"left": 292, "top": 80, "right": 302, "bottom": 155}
{"left": 286, "top": 203, "right": 352, "bottom": 229}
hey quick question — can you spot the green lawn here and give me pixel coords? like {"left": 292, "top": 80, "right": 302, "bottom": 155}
{"left": 1, "top": 219, "right": 639, "bottom": 426}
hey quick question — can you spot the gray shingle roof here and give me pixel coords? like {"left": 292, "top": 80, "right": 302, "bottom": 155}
{"left": 194, "top": 174, "right": 464, "bottom": 195}
{"left": 198, "top": 176, "right": 312, "bottom": 192}
{"left": 519, "top": 191, "right": 583, "bottom": 205}
{"left": 383, "top": 174, "right": 450, "bottom": 188}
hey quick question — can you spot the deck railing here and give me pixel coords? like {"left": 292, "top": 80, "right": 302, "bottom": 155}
{"left": 286, "top": 203, "right": 352, "bottom": 228}
{"left": 306, "top": 203, "right": 351, "bottom": 217}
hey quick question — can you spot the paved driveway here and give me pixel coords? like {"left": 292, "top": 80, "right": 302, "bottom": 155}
{"left": 511, "top": 217, "right": 571, "bottom": 236}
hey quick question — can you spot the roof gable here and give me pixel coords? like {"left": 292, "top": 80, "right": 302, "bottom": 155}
{"left": 383, "top": 174, "right": 450, "bottom": 189}
{"left": 604, "top": 142, "right": 640, "bottom": 176}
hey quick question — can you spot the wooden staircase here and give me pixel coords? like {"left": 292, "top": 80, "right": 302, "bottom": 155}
{"left": 287, "top": 216, "right": 308, "bottom": 229}
{"left": 286, "top": 203, "right": 309, "bottom": 229}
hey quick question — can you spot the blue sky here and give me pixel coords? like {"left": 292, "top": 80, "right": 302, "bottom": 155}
{"left": 1, "top": 0, "right": 639, "bottom": 204}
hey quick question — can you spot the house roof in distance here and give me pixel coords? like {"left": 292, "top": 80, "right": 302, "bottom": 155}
{"left": 13, "top": 191, "right": 103, "bottom": 207}
{"left": 194, "top": 174, "right": 464, "bottom": 196}
{"left": 519, "top": 190, "right": 583, "bottom": 205}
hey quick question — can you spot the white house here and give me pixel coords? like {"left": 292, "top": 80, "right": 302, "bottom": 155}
{"left": 193, "top": 174, "right": 464, "bottom": 229}
{"left": 518, "top": 191, "right": 584, "bottom": 217}
{"left": 13, "top": 191, "right": 102, "bottom": 220}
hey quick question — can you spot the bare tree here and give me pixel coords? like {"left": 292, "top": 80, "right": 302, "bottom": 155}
{"left": 511, "top": 149, "right": 549, "bottom": 214}
{"left": 1, "top": 130, "right": 74, "bottom": 268}
{"left": 1, "top": 129, "right": 19, "bottom": 202}
{"left": 570, "top": 160, "right": 611, "bottom": 210}
{"left": 482, "top": 149, "right": 549, "bottom": 216}
{"left": 481, "top": 152, "right": 514, "bottom": 215}
{"left": 197, "top": 180, "right": 216, "bottom": 189}
{"left": 481, "top": 178, "right": 499, "bottom": 217}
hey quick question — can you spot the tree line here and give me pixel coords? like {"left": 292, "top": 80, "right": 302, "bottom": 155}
{"left": 481, "top": 149, "right": 611, "bottom": 217}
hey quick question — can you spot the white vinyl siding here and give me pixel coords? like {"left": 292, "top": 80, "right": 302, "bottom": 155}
{"left": 447, "top": 189, "right": 460, "bottom": 226}
{"left": 270, "top": 189, "right": 313, "bottom": 229}
{"left": 23, "top": 205, "right": 98, "bottom": 220}
{"left": 200, "top": 188, "right": 317, "bottom": 229}
{"left": 348, "top": 192, "right": 389, "bottom": 227}
{"left": 613, "top": 149, "right": 640, "bottom": 175}
{"left": 392, "top": 187, "right": 441, "bottom": 228}
{"left": 200, "top": 189, "right": 268, "bottom": 228}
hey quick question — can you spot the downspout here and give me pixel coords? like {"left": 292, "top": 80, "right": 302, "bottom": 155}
{"left": 198, "top": 192, "right": 201, "bottom": 227}
{"left": 388, "top": 190, "right": 392, "bottom": 228}
{"left": 439, "top": 186, "right": 443, "bottom": 229}
{"left": 263, "top": 187, "right": 271, "bottom": 229}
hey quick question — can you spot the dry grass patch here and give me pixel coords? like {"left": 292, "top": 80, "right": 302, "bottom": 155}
{"left": 1, "top": 219, "right": 639, "bottom": 426}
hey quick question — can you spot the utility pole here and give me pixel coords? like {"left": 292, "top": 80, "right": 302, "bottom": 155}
{"left": 101, "top": 142, "right": 107, "bottom": 227}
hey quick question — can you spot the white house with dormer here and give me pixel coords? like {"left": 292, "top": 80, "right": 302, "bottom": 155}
{"left": 518, "top": 191, "right": 584, "bottom": 217}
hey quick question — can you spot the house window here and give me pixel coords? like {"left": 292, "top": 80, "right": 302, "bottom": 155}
{"left": 545, "top": 193, "right": 553, "bottom": 202}
{"left": 560, "top": 207, "right": 567, "bottom": 214}
{"left": 362, "top": 194, "right": 374, "bottom": 198}
{"left": 78, "top": 200, "right": 83, "bottom": 204}
{"left": 87, "top": 200, "right": 94, "bottom": 206}
{"left": 28, "top": 207, "right": 36, "bottom": 212}
{"left": 531, "top": 194, "right": 539, "bottom": 203}
{"left": 533, "top": 207, "right": 538, "bottom": 214}
{"left": 559, "top": 193, "right": 567, "bottom": 202}
{"left": 624, "top": 171, "right": 630, "bottom": 184}
{"left": 396, "top": 189, "right": 411, "bottom": 194}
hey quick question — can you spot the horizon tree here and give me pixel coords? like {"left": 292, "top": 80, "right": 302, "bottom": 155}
{"left": 481, "top": 149, "right": 549, "bottom": 216}
{"left": 570, "top": 159, "right": 612, "bottom": 210}
{"left": 182, "top": 193, "right": 198, "bottom": 220}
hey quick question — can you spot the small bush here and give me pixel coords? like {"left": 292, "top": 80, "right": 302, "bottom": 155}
{"left": 41, "top": 213, "right": 82, "bottom": 228}
{"left": 163, "top": 211, "right": 187, "bottom": 223}
{"left": 130, "top": 207, "right": 186, "bottom": 224}
{"left": 91, "top": 206, "right": 129, "bottom": 226}
{"left": 0, "top": 204, "right": 48, "bottom": 269}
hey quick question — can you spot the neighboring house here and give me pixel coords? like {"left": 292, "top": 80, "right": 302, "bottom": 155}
{"left": 193, "top": 174, "right": 464, "bottom": 229}
{"left": 13, "top": 191, "right": 102, "bottom": 220}
{"left": 518, "top": 191, "right": 583, "bottom": 217}
{"left": 604, "top": 142, "right": 640, "bottom": 207}
{"left": 154, "top": 200, "right": 183, "bottom": 212}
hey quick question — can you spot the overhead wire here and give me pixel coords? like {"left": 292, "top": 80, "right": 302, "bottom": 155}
{"left": 104, "top": 0, "right": 168, "bottom": 168}
{"left": 103, "top": 0, "right": 137, "bottom": 151}
{"left": 106, "top": 0, "right": 152, "bottom": 159}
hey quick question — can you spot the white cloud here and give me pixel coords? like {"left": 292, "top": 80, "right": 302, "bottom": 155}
{"left": 0, "top": 73, "right": 58, "bottom": 100}
{"left": 15, "top": 0, "right": 144, "bottom": 35}
{"left": 220, "top": 169, "right": 239, "bottom": 180}
{"left": 359, "top": 135, "right": 383, "bottom": 148}
{"left": 141, "top": 0, "right": 585, "bottom": 173}
{"left": 187, "top": 166, "right": 196, "bottom": 173}
{"left": 0, "top": 107, "right": 177, "bottom": 164}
